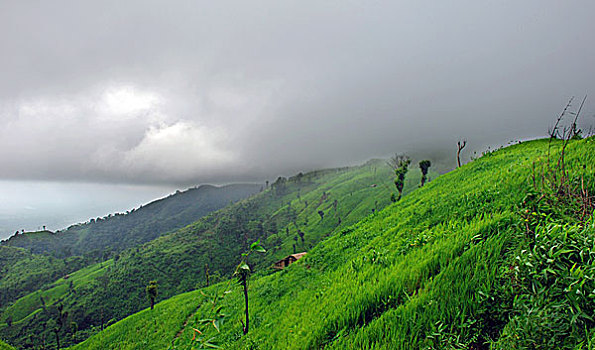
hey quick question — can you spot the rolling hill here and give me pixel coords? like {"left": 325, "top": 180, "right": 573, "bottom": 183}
{"left": 0, "top": 184, "right": 261, "bottom": 309}
{"left": 1, "top": 159, "right": 427, "bottom": 349}
{"left": 64, "top": 137, "right": 594, "bottom": 349}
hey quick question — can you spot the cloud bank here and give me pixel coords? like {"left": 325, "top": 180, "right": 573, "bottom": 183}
{"left": 1, "top": 1, "right": 594, "bottom": 186}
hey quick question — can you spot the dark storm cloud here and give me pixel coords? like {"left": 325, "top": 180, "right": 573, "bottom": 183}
{"left": 1, "top": 0, "right": 594, "bottom": 186}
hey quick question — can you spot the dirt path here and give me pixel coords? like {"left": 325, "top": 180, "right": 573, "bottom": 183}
{"left": 170, "top": 303, "right": 202, "bottom": 348}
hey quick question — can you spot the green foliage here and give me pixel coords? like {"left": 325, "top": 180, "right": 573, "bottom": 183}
{"left": 0, "top": 246, "right": 90, "bottom": 308}
{"left": 493, "top": 222, "right": 595, "bottom": 349}
{"left": 234, "top": 241, "right": 267, "bottom": 335}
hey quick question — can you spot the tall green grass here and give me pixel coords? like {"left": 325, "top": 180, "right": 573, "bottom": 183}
{"left": 71, "top": 138, "right": 595, "bottom": 349}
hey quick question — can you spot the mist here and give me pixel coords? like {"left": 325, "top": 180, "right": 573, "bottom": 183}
{"left": 1, "top": 1, "right": 594, "bottom": 237}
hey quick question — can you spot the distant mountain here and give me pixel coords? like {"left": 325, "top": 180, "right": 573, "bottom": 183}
{"left": 1, "top": 184, "right": 261, "bottom": 257}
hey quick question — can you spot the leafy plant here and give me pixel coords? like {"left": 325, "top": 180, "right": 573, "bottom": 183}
{"left": 235, "top": 240, "right": 266, "bottom": 335}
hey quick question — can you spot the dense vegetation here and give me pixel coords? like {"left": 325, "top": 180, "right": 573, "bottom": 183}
{"left": 0, "top": 246, "right": 92, "bottom": 311}
{"left": 1, "top": 160, "right": 422, "bottom": 349}
{"left": 0, "top": 184, "right": 259, "bottom": 310}
{"left": 65, "top": 138, "right": 594, "bottom": 349}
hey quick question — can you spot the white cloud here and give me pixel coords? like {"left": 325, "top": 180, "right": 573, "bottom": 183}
{"left": 113, "top": 121, "right": 236, "bottom": 182}
{"left": 99, "top": 85, "right": 161, "bottom": 117}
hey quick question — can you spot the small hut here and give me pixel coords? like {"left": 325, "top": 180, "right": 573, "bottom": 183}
{"left": 273, "top": 252, "right": 307, "bottom": 269}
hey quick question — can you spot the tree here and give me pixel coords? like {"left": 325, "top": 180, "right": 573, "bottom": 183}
{"left": 392, "top": 155, "right": 411, "bottom": 201}
{"left": 234, "top": 240, "right": 266, "bottom": 335}
{"left": 51, "top": 304, "right": 68, "bottom": 350}
{"left": 146, "top": 280, "right": 158, "bottom": 310}
{"left": 205, "top": 263, "right": 210, "bottom": 287}
{"left": 70, "top": 321, "right": 78, "bottom": 342}
{"left": 457, "top": 140, "right": 467, "bottom": 168}
{"left": 272, "top": 176, "right": 288, "bottom": 195}
{"left": 419, "top": 160, "right": 431, "bottom": 187}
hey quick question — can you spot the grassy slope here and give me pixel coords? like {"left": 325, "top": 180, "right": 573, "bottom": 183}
{"left": 1, "top": 261, "right": 112, "bottom": 325}
{"left": 6, "top": 160, "right": 419, "bottom": 349}
{"left": 70, "top": 138, "right": 595, "bottom": 350}
{"left": 0, "top": 340, "right": 14, "bottom": 350}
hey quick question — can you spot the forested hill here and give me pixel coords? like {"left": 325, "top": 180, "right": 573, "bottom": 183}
{"left": 65, "top": 138, "right": 595, "bottom": 350}
{"left": 1, "top": 183, "right": 261, "bottom": 257}
{"left": 0, "top": 159, "right": 426, "bottom": 349}
{"left": 0, "top": 184, "right": 260, "bottom": 313}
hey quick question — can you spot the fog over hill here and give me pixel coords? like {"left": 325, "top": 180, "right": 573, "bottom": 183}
{"left": 1, "top": 1, "right": 594, "bottom": 236}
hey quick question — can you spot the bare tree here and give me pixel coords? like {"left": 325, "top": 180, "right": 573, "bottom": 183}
{"left": 457, "top": 140, "right": 467, "bottom": 168}
{"left": 387, "top": 154, "right": 410, "bottom": 171}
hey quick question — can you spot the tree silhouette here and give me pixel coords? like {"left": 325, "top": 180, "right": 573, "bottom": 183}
{"left": 393, "top": 155, "right": 411, "bottom": 201}
{"left": 146, "top": 280, "right": 158, "bottom": 310}
{"left": 457, "top": 140, "right": 467, "bottom": 168}
{"left": 419, "top": 160, "right": 431, "bottom": 187}
{"left": 51, "top": 304, "right": 68, "bottom": 349}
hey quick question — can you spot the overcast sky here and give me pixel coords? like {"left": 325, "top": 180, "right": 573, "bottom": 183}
{"left": 1, "top": 1, "right": 594, "bottom": 237}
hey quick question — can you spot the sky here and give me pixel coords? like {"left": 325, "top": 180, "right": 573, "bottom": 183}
{"left": 1, "top": 1, "right": 594, "bottom": 238}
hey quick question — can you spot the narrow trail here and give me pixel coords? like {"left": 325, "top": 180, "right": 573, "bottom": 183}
{"left": 170, "top": 303, "right": 202, "bottom": 348}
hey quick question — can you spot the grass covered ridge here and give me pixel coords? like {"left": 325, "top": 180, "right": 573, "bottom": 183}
{"left": 69, "top": 138, "right": 595, "bottom": 350}
{"left": 5, "top": 160, "right": 422, "bottom": 348}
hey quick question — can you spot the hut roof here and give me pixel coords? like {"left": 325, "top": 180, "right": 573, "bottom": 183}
{"left": 273, "top": 252, "right": 307, "bottom": 269}
{"left": 289, "top": 252, "right": 307, "bottom": 260}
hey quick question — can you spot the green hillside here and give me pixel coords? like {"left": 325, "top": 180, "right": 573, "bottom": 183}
{"left": 0, "top": 184, "right": 260, "bottom": 308}
{"left": 69, "top": 138, "right": 594, "bottom": 349}
{"left": 2, "top": 184, "right": 261, "bottom": 257}
{"left": 0, "top": 246, "right": 97, "bottom": 310}
{"left": 2, "top": 160, "right": 421, "bottom": 349}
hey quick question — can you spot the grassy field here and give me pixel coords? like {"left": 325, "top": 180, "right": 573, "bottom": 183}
{"left": 68, "top": 137, "right": 595, "bottom": 349}
{"left": 5, "top": 159, "right": 426, "bottom": 348}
